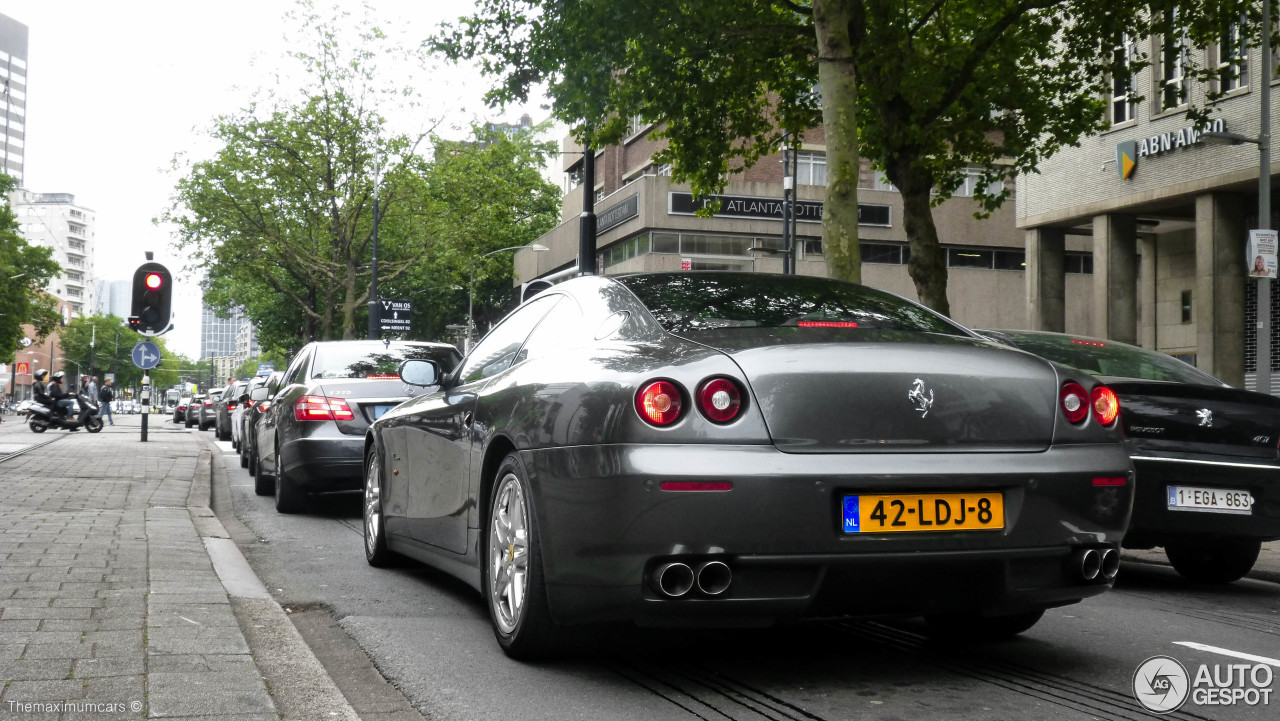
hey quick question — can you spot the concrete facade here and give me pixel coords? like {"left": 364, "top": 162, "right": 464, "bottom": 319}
{"left": 518, "top": 128, "right": 1044, "bottom": 333}
{"left": 1017, "top": 31, "right": 1279, "bottom": 392}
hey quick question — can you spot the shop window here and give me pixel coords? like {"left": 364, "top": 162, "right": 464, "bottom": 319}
{"left": 1181, "top": 290, "right": 1193, "bottom": 323}
{"left": 652, "top": 232, "right": 679, "bottom": 253}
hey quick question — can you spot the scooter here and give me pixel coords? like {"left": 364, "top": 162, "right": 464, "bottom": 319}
{"left": 26, "top": 392, "right": 104, "bottom": 433}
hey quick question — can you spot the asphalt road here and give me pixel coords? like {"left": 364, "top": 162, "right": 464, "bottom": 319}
{"left": 205, "top": 432, "right": 1280, "bottom": 721}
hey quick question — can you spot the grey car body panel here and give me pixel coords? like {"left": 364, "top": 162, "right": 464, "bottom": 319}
{"left": 369, "top": 274, "right": 1133, "bottom": 626}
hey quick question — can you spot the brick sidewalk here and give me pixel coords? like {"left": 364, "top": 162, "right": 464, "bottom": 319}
{"left": 0, "top": 427, "right": 278, "bottom": 719}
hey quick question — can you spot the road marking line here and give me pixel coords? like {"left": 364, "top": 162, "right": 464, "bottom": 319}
{"left": 1174, "top": 642, "right": 1280, "bottom": 667}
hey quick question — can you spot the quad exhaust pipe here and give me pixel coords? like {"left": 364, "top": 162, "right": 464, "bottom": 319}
{"left": 696, "top": 561, "right": 732, "bottom": 596}
{"left": 1073, "top": 547, "right": 1119, "bottom": 582}
{"left": 651, "top": 560, "right": 733, "bottom": 598}
{"left": 652, "top": 562, "right": 695, "bottom": 597}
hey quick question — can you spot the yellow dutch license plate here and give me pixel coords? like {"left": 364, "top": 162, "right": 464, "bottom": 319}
{"left": 842, "top": 492, "right": 1004, "bottom": 533}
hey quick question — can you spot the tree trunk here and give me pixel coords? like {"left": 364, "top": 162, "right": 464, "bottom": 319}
{"left": 813, "top": 0, "right": 860, "bottom": 283}
{"left": 889, "top": 160, "right": 951, "bottom": 316}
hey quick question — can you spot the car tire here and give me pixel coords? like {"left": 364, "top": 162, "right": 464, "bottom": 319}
{"left": 239, "top": 441, "right": 248, "bottom": 468}
{"left": 247, "top": 447, "right": 258, "bottom": 477}
{"left": 1165, "top": 538, "right": 1261, "bottom": 584}
{"left": 484, "top": 454, "right": 556, "bottom": 660}
{"left": 364, "top": 447, "right": 394, "bottom": 567}
{"left": 274, "top": 442, "right": 305, "bottom": 514}
{"left": 253, "top": 446, "right": 274, "bottom": 496}
{"left": 924, "top": 609, "right": 1045, "bottom": 642}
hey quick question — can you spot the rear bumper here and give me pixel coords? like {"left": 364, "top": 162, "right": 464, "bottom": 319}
{"left": 1125, "top": 454, "right": 1280, "bottom": 544}
{"left": 518, "top": 442, "right": 1133, "bottom": 627}
{"left": 279, "top": 433, "right": 364, "bottom": 493}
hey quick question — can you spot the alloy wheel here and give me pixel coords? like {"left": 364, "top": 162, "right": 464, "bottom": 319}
{"left": 364, "top": 457, "right": 382, "bottom": 558}
{"left": 488, "top": 473, "right": 529, "bottom": 635}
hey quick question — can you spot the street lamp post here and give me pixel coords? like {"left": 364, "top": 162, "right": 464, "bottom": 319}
{"left": 468, "top": 244, "right": 548, "bottom": 351}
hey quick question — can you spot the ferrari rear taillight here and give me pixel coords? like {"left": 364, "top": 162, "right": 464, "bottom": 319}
{"left": 1060, "top": 382, "right": 1088, "bottom": 424}
{"left": 636, "top": 381, "right": 683, "bottom": 426}
{"left": 294, "top": 395, "right": 355, "bottom": 422}
{"left": 696, "top": 378, "right": 743, "bottom": 423}
{"left": 1091, "top": 385, "right": 1120, "bottom": 426}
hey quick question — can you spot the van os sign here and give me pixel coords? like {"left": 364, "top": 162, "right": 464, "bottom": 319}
{"left": 1116, "top": 119, "right": 1226, "bottom": 179}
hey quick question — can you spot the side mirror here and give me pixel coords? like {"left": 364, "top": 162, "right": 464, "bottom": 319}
{"left": 249, "top": 387, "right": 269, "bottom": 402}
{"left": 399, "top": 359, "right": 440, "bottom": 387}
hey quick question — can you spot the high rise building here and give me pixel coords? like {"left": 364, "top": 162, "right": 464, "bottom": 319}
{"left": 0, "top": 13, "right": 27, "bottom": 184}
{"left": 200, "top": 304, "right": 256, "bottom": 360}
{"left": 93, "top": 279, "right": 132, "bottom": 319}
{"left": 10, "top": 190, "right": 97, "bottom": 318}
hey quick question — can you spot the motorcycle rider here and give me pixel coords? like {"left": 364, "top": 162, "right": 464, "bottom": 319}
{"left": 32, "top": 369, "right": 51, "bottom": 410}
{"left": 48, "top": 371, "right": 78, "bottom": 430}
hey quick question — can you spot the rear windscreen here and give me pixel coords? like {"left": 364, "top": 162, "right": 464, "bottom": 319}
{"left": 311, "top": 343, "right": 461, "bottom": 380}
{"left": 996, "top": 332, "right": 1220, "bottom": 385}
{"left": 618, "top": 272, "right": 967, "bottom": 336}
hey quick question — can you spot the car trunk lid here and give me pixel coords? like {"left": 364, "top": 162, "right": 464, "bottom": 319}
{"left": 1108, "top": 379, "right": 1280, "bottom": 459}
{"left": 696, "top": 331, "right": 1059, "bottom": 453}
{"left": 310, "top": 378, "right": 426, "bottom": 435}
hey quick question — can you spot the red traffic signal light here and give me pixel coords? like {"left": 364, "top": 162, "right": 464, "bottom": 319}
{"left": 130, "top": 262, "right": 173, "bottom": 334}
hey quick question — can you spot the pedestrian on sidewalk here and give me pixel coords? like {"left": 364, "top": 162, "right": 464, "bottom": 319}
{"left": 99, "top": 379, "right": 115, "bottom": 425}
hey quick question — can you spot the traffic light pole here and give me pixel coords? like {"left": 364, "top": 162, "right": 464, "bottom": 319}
{"left": 140, "top": 373, "right": 149, "bottom": 443}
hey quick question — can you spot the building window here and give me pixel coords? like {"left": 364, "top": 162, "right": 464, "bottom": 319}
{"left": 948, "top": 248, "right": 995, "bottom": 269}
{"left": 796, "top": 151, "right": 827, "bottom": 186}
{"left": 566, "top": 164, "right": 582, "bottom": 191}
{"left": 626, "top": 114, "right": 648, "bottom": 138}
{"left": 860, "top": 242, "right": 905, "bottom": 264}
{"left": 1181, "top": 289, "right": 1193, "bottom": 322}
{"left": 953, "top": 168, "right": 1004, "bottom": 197}
{"left": 1219, "top": 22, "right": 1249, "bottom": 91}
{"left": 1160, "top": 12, "right": 1190, "bottom": 111}
{"left": 594, "top": 189, "right": 605, "bottom": 203}
{"left": 1065, "top": 252, "right": 1095, "bottom": 274}
{"left": 656, "top": 163, "right": 672, "bottom": 176}
{"left": 993, "top": 249, "right": 1026, "bottom": 270}
{"left": 1111, "top": 35, "right": 1138, "bottom": 124}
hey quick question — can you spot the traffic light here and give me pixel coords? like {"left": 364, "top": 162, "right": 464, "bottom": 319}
{"left": 129, "top": 262, "right": 173, "bottom": 334}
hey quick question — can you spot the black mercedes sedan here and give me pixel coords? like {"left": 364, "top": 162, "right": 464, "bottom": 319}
{"left": 254, "top": 340, "right": 461, "bottom": 513}
{"left": 363, "top": 272, "right": 1133, "bottom": 659}
{"left": 984, "top": 329, "right": 1280, "bottom": 584}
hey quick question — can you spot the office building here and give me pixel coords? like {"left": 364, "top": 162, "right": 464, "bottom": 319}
{"left": 0, "top": 13, "right": 27, "bottom": 184}
{"left": 10, "top": 190, "right": 97, "bottom": 318}
{"left": 199, "top": 304, "right": 254, "bottom": 361}
{"left": 93, "top": 279, "right": 132, "bottom": 319}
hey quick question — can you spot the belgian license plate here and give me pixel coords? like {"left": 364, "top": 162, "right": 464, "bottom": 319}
{"left": 843, "top": 493, "right": 1004, "bottom": 533}
{"left": 1167, "top": 485, "right": 1253, "bottom": 514}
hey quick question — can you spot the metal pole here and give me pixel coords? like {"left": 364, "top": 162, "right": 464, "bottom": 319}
{"left": 140, "top": 372, "right": 149, "bottom": 443}
{"left": 367, "top": 150, "right": 381, "bottom": 340}
{"left": 109, "top": 329, "right": 119, "bottom": 378}
{"left": 89, "top": 324, "right": 96, "bottom": 381}
{"left": 791, "top": 142, "right": 800, "bottom": 273}
{"left": 578, "top": 144, "right": 597, "bottom": 275}
{"left": 782, "top": 137, "right": 792, "bottom": 275}
{"left": 1259, "top": 0, "right": 1273, "bottom": 395}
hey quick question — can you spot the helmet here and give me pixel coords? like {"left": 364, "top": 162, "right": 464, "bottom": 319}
{"left": 34, "top": 369, "right": 48, "bottom": 381}
{"left": 51, "top": 371, "right": 66, "bottom": 382}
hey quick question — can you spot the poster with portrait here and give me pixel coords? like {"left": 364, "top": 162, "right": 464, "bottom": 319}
{"left": 1247, "top": 229, "right": 1278, "bottom": 279}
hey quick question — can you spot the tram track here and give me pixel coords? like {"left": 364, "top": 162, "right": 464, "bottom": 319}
{"left": 0, "top": 432, "right": 65, "bottom": 464}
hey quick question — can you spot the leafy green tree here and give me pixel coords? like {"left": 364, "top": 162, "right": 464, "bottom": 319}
{"left": 437, "top": 0, "right": 1252, "bottom": 316}
{"left": 164, "top": 2, "right": 436, "bottom": 345}
{"left": 58, "top": 315, "right": 147, "bottom": 390}
{"left": 0, "top": 175, "right": 61, "bottom": 358}
{"left": 384, "top": 126, "right": 562, "bottom": 339}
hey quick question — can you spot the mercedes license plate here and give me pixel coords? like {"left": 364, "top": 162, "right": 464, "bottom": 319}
{"left": 842, "top": 492, "right": 1004, "bottom": 533}
{"left": 1167, "top": 485, "right": 1253, "bottom": 514}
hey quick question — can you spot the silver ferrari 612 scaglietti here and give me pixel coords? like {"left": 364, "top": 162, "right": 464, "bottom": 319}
{"left": 362, "top": 272, "right": 1133, "bottom": 658}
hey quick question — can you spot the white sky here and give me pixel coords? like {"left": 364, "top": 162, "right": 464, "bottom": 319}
{"left": 1, "top": 0, "right": 559, "bottom": 358}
